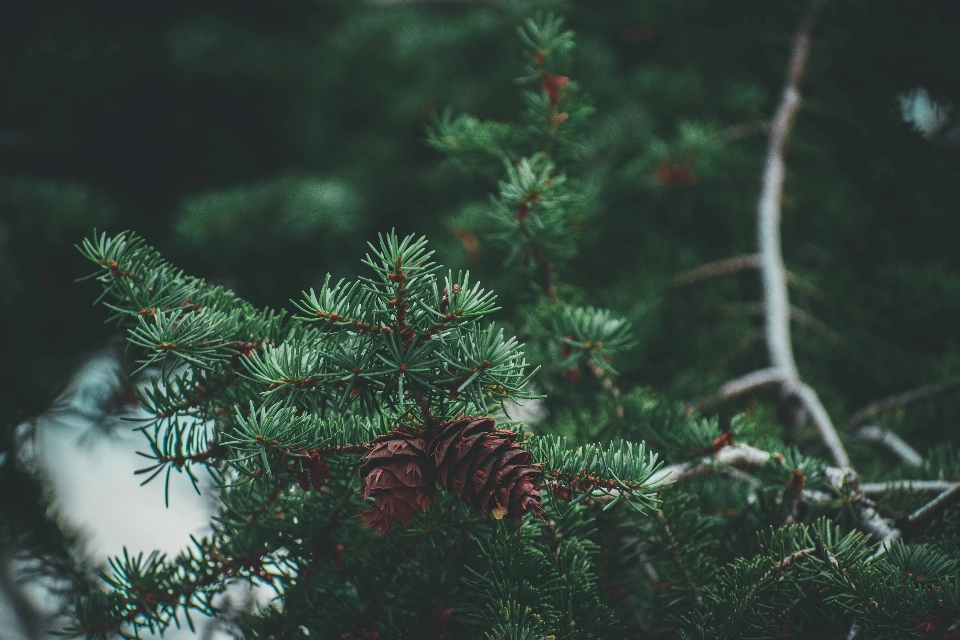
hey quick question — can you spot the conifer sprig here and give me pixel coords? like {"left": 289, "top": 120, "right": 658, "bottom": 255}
{"left": 53, "top": 9, "right": 960, "bottom": 638}
{"left": 70, "top": 227, "right": 670, "bottom": 638}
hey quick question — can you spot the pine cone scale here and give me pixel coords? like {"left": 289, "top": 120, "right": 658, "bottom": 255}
{"left": 359, "top": 429, "right": 436, "bottom": 535}
{"left": 428, "top": 416, "right": 543, "bottom": 523}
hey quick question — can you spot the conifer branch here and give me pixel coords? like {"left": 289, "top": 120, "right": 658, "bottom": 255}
{"left": 745, "top": 546, "right": 816, "bottom": 599}
{"left": 655, "top": 511, "right": 705, "bottom": 608}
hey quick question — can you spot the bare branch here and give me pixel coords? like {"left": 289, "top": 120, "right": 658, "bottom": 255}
{"left": 671, "top": 254, "right": 814, "bottom": 292}
{"left": 751, "top": 10, "right": 851, "bottom": 469}
{"left": 725, "top": 302, "right": 842, "bottom": 345}
{"left": 685, "top": 12, "right": 849, "bottom": 467}
{"left": 794, "top": 383, "right": 849, "bottom": 469}
{"left": 853, "top": 426, "right": 923, "bottom": 467}
{"left": 671, "top": 254, "right": 760, "bottom": 287}
{"left": 654, "top": 441, "right": 960, "bottom": 550}
{"left": 905, "top": 482, "right": 960, "bottom": 531}
{"left": 685, "top": 367, "right": 784, "bottom": 413}
{"left": 861, "top": 481, "right": 956, "bottom": 496}
{"left": 847, "top": 375, "right": 960, "bottom": 430}
{"left": 720, "top": 121, "right": 771, "bottom": 143}
{"left": 758, "top": 13, "right": 812, "bottom": 383}
{"left": 861, "top": 506, "right": 901, "bottom": 550}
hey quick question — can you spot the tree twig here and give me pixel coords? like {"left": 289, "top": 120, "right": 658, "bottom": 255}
{"left": 861, "top": 480, "right": 955, "bottom": 496}
{"left": 723, "top": 302, "right": 842, "bottom": 345}
{"left": 720, "top": 121, "right": 771, "bottom": 143}
{"left": 852, "top": 426, "right": 923, "bottom": 467}
{"left": 671, "top": 254, "right": 761, "bottom": 287}
{"left": 904, "top": 482, "right": 960, "bottom": 531}
{"left": 758, "top": 13, "right": 810, "bottom": 385}
{"left": 751, "top": 9, "right": 850, "bottom": 469}
{"left": 847, "top": 376, "right": 960, "bottom": 430}
{"left": 671, "top": 254, "right": 811, "bottom": 292}
{"left": 794, "top": 383, "right": 849, "bottom": 468}
{"left": 685, "top": 10, "right": 848, "bottom": 467}
{"left": 685, "top": 367, "right": 784, "bottom": 413}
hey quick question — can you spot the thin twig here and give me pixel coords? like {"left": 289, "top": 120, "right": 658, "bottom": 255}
{"left": 653, "top": 444, "right": 899, "bottom": 544}
{"left": 758, "top": 15, "right": 810, "bottom": 382}
{"left": 685, "top": 9, "right": 848, "bottom": 466}
{"left": 655, "top": 512, "right": 704, "bottom": 608}
{"left": 861, "top": 480, "right": 956, "bottom": 496}
{"left": 671, "top": 254, "right": 761, "bottom": 287}
{"left": 720, "top": 121, "right": 771, "bottom": 143}
{"left": 852, "top": 426, "right": 923, "bottom": 467}
{"left": 671, "top": 254, "right": 810, "bottom": 291}
{"left": 794, "top": 383, "right": 849, "bottom": 468}
{"left": 847, "top": 376, "right": 960, "bottom": 430}
{"left": 685, "top": 367, "right": 784, "bottom": 413}
{"left": 746, "top": 547, "right": 815, "bottom": 599}
{"left": 904, "top": 482, "right": 960, "bottom": 531}
{"left": 860, "top": 506, "right": 901, "bottom": 550}
{"left": 724, "top": 302, "right": 842, "bottom": 345}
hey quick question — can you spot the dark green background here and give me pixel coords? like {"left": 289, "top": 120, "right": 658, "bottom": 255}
{"left": 3, "top": 0, "right": 960, "bottom": 468}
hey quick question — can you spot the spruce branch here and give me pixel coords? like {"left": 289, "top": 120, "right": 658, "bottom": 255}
{"left": 528, "top": 436, "right": 665, "bottom": 512}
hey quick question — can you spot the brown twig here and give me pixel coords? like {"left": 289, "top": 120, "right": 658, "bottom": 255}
{"left": 746, "top": 547, "right": 815, "bottom": 599}
{"left": 315, "top": 443, "right": 372, "bottom": 457}
{"left": 847, "top": 376, "right": 960, "bottom": 430}
{"left": 670, "top": 254, "right": 811, "bottom": 292}
{"left": 720, "top": 121, "right": 771, "bottom": 143}
{"left": 671, "top": 254, "right": 761, "bottom": 287}
{"left": 655, "top": 511, "right": 704, "bottom": 608}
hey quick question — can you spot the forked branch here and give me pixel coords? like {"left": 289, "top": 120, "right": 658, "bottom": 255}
{"left": 694, "top": 9, "right": 850, "bottom": 469}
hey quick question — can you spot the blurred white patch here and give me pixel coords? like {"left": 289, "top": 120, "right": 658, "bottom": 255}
{"left": 8, "top": 351, "right": 271, "bottom": 639}
{"left": 899, "top": 87, "right": 950, "bottom": 138}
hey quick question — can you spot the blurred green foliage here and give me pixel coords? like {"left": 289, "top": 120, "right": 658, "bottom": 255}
{"left": 4, "top": 0, "right": 960, "bottom": 586}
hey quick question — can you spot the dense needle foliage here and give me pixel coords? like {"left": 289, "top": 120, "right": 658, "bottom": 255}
{"left": 4, "top": 1, "right": 960, "bottom": 639}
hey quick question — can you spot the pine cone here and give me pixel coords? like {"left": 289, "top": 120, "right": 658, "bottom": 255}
{"left": 428, "top": 416, "right": 542, "bottom": 525}
{"left": 359, "top": 429, "right": 437, "bottom": 535}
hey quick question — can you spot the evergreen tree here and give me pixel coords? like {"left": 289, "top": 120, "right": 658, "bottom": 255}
{"left": 4, "top": 1, "right": 960, "bottom": 638}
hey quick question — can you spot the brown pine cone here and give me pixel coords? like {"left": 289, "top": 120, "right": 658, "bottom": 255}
{"left": 427, "top": 416, "right": 542, "bottom": 525}
{"left": 359, "top": 429, "right": 437, "bottom": 535}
